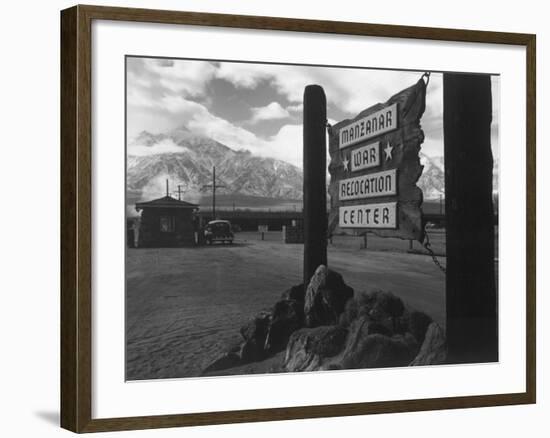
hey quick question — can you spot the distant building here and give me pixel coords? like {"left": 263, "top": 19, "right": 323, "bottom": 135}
{"left": 134, "top": 196, "right": 199, "bottom": 247}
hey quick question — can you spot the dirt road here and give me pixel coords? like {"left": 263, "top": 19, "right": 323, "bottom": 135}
{"left": 126, "top": 232, "right": 446, "bottom": 380}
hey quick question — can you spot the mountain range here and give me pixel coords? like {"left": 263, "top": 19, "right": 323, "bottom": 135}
{"left": 418, "top": 153, "right": 445, "bottom": 200}
{"left": 126, "top": 127, "right": 448, "bottom": 211}
{"left": 127, "top": 128, "right": 303, "bottom": 209}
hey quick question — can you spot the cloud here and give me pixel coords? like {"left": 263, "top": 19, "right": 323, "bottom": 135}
{"left": 262, "top": 124, "right": 303, "bottom": 167}
{"left": 215, "top": 62, "right": 271, "bottom": 88}
{"left": 128, "top": 81, "right": 304, "bottom": 166}
{"left": 287, "top": 103, "right": 303, "bottom": 113}
{"left": 128, "top": 57, "right": 216, "bottom": 99}
{"left": 249, "top": 102, "right": 290, "bottom": 124}
{"left": 129, "top": 58, "right": 441, "bottom": 120}
{"left": 213, "top": 62, "right": 431, "bottom": 116}
{"left": 128, "top": 60, "right": 444, "bottom": 167}
{"left": 129, "top": 58, "right": 439, "bottom": 123}
{"left": 129, "top": 58, "right": 502, "bottom": 165}
{"left": 128, "top": 138, "right": 191, "bottom": 156}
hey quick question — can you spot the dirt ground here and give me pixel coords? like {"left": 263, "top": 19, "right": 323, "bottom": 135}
{"left": 126, "top": 231, "right": 446, "bottom": 380}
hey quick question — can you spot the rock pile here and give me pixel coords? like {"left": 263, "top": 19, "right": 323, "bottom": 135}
{"left": 304, "top": 265, "right": 354, "bottom": 327}
{"left": 202, "top": 265, "right": 446, "bottom": 375}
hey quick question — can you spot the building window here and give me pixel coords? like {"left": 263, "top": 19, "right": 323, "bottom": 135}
{"left": 160, "top": 216, "right": 176, "bottom": 232}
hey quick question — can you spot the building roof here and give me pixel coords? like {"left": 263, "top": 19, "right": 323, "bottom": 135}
{"left": 135, "top": 196, "right": 199, "bottom": 211}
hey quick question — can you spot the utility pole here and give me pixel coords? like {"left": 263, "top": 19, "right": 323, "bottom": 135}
{"left": 176, "top": 185, "right": 184, "bottom": 201}
{"left": 202, "top": 166, "right": 225, "bottom": 219}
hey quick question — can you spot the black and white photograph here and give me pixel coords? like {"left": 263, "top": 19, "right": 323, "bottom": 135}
{"left": 1, "top": 0, "right": 543, "bottom": 435}
{"left": 125, "top": 56, "right": 500, "bottom": 381}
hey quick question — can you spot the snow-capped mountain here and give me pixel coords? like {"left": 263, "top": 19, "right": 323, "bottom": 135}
{"left": 127, "top": 128, "right": 303, "bottom": 207}
{"left": 418, "top": 153, "right": 445, "bottom": 200}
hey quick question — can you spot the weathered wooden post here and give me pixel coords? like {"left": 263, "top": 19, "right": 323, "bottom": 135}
{"left": 444, "top": 73, "right": 498, "bottom": 363}
{"left": 303, "top": 85, "right": 327, "bottom": 287}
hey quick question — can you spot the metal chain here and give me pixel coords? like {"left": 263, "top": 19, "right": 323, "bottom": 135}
{"left": 423, "top": 226, "right": 446, "bottom": 274}
{"left": 420, "top": 71, "right": 442, "bottom": 274}
{"left": 422, "top": 71, "right": 431, "bottom": 88}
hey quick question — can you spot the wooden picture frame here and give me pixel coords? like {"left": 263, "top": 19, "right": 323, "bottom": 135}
{"left": 61, "top": 4, "right": 536, "bottom": 433}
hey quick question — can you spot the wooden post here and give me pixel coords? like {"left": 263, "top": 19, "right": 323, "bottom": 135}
{"left": 303, "top": 85, "right": 327, "bottom": 287}
{"left": 444, "top": 73, "right": 497, "bottom": 363}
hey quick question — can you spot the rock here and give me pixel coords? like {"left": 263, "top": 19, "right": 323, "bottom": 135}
{"left": 201, "top": 352, "right": 242, "bottom": 375}
{"left": 239, "top": 310, "right": 271, "bottom": 362}
{"left": 239, "top": 340, "right": 259, "bottom": 363}
{"left": 341, "top": 331, "right": 419, "bottom": 369}
{"left": 281, "top": 284, "right": 305, "bottom": 302}
{"left": 339, "top": 309, "right": 421, "bottom": 370}
{"left": 410, "top": 322, "right": 447, "bottom": 366}
{"left": 264, "top": 299, "right": 304, "bottom": 352}
{"left": 304, "top": 265, "right": 354, "bottom": 327}
{"left": 284, "top": 326, "right": 348, "bottom": 372}
{"left": 346, "top": 316, "right": 394, "bottom": 343}
{"left": 366, "top": 290, "right": 405, "bottom": 320}
{"left": 339, "top": 290, "right": 405, "bottom": 328}
{"left": 398, "top": 310, "right": 433, "bottom": 344}
{"left": 320, "top": 363, "right": 343, "bottom": 371}
{"left": 339, "top": 298, "right": 359, "bottom": 327}
{"left": 366, "top": 320, "right": 394, "bottom": 337}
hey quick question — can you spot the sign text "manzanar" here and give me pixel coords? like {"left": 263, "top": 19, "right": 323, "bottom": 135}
{"left": 339, "top": 103, "right": 397, "bottom": 149}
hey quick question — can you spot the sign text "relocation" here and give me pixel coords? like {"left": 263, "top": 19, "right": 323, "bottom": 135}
{"left": 339, "top": 169, "right": 397, "bottom": 201}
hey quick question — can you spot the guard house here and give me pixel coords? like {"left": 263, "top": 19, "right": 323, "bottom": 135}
{"left": 135, "top": 195, "right": 199, "bottom": 247}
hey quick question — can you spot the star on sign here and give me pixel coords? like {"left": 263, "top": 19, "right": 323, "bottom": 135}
{"left": 342, "top": 155, "right": 350, "bottom": 172}
{"left": 384, "top": 143, "right": 394, "bottom": 161}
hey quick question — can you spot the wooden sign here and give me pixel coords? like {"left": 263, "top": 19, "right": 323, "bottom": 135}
{"left": 328, "top": 79, "right": 427, "bottom": 241}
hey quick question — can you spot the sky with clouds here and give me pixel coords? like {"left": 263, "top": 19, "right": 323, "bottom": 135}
{"left": 127, "top": 57, "right": 499, "bottom": 168}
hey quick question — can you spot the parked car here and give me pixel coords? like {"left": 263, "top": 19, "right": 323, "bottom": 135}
{"left": 203, "top": 220, "right": 234, "bottom": 245}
